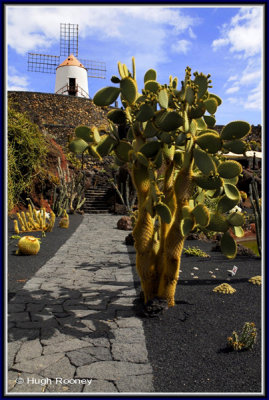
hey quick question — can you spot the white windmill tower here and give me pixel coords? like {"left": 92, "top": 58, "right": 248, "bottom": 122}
{"left": 55, "top": 54, "right": 89, "bottom": 98}
{"left": 28, "top": 23, "right": 106, "bottom": 98}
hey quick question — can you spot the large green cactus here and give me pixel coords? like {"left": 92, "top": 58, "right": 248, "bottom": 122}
{"left": 70, "top": 57, "right": 252, "bottom": 307}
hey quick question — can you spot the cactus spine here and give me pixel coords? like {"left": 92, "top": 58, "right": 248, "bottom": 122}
{"left": 73, "top": 57, "right": 252, "bottom": 308}
{"left": 14, "top": 203, "right": 55, "bottom": 233}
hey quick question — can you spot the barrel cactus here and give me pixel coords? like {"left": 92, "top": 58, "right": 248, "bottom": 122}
{"left": 70, "top": 57, "right": 251, "bottom": 307}
{"left": 18, "top": 236, "right": 40, "bottom": 255}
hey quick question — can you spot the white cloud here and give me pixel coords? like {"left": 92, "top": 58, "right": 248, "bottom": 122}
{"left": 8, "top": 68, "right": 30, "bottom": 91}
{"left": 225, "top": 86, "right": 240, "bottom": 94}
{"left": 7, "top": 6, "right": 198, "bottom": 61}
{"left": 228, "top": 75, "right": 238, "bottom": 81}
{"left": 171, "top": 39, "right": 191, "bottom": 54}
{"left": 212, "top": 38, "right": 229, "bottom": 50}
{"left": 188, "top": 27, "right": 196, "bottom": 39}
{"left": 212, "top": 6, "right": 263, "bottom": 58}
{"left": 215, "top": 8, "right": 262, "bottom": 115}
{"left": 244, "top": 82, "right": 262, "bottom": 110}
{"left": 227, "top": 97, "right": 239, "bottom": 105}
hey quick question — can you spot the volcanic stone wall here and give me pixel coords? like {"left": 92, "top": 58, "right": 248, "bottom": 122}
{"left": 8, "top": 91, "right": 261, "bottom": 148}
{"left": 8, "top": 91, "right": 110, "bottom": 148}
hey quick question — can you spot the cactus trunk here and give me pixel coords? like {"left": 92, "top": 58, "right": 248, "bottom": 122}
{"left": 87, "top": 56, "right": 252, "bottom": 310}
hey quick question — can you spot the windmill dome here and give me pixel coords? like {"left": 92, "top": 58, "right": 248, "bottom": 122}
{"left": 55, "top": 54, "right": 89, "bottom": 98}
{"left": 57, "top": 54, "right": 86, "bottom": 69}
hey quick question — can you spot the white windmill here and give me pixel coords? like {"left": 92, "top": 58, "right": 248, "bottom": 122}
{"left": 28, "top": 23, "right": 106, "bottom": 99}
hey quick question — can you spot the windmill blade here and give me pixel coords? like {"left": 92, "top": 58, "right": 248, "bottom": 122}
{"left": 80, "top": 59, "right": 106, "bottom": 79}
{"left": 28, "top": 53, "right": 60, "bottom": 74}
{"left": 60, "top": 23, "right": 78, "bottom": 57}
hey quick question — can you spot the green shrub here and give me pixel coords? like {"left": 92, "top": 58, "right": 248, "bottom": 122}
{"left": 227, "top": 322, "right": 257, "bottom": 351}
{"left": 8, "top": 105, "right": 48, "bottom": 211}
{"left": 183, "top": 246, "right": 210, "bottom": 258}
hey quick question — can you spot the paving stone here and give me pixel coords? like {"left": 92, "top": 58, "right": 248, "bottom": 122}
{"left": 43, "top": 305, "right": 64, "bottom": 313}
{"left": 7, "top": 370, "right": 19, "bottom": 391}
{"left": 8, "top": 215, "right": 153, "bottom": 395}
{"left": 67, "top": 346, "right": 112, "bottom": 366}
{"left": 16, "top": 339, "right": 42, "bottom": 362}
{"left": 66, "top": 349, "right": 96, "bottom": 367}
{"left": 30, "top": 312, "right": 53, "bottom": 322}
{"left": 82, "top": 379, "right": 118, "bottom": 393}
{"left": 115, "top": 317, "right": 143, "bottom": 329}
{"left": 23, "top": 283, "right": 41, "bottom": 291}
{"left": 41, "top": 356, "right": 76, "bottom": 379}
{"left": 81, "top": 337, "right": 110, "bottom": 348}
{"left": 8, "top": 312, "right": 30, "bottom": 323}
{"left": 8, "top": 304, "right": 25, "bottom": 313}
{"left": 40, "top": 328, "right": 72, "bottom": 346}
{"left": 76, "top": 361, "right": 152, "bottom": 381}
{"left": 9, "top": 328, "right": 40, "bottom": 342}
{"left": 9, "top": 296, "right": 33, "bottom": 304}
{"left": 63, "top": 309, "right": 94, "bottom": 319}
{"left": 8, "top": 341, "right": 22, "bottom": 369}
{"left": 115, "top": 374, "right": 154, "bottom": 392}
{"left": 63, "top": 299, "right": 84, "bottom": 307}
{"left": 16, "top": 319, "right": 58, "bottom": 329}
{"left": 110, "top": 297, "right": 136, "bottom": 306}
{"left": 43, "top": 338, "right": 92, "bottom": 355}
{"left": 110, "top": 328, "right": 146, "bottom": 344}
{"left": 26, "top": 303, "right": 46, "bottom": 312}
{"left": 111, "top": 343, "right": 148, "bottom": 363}
{"left": 79, "top": 319, "right": 97, "bottom": 331}
{"left": 12, "top": 353, "right": 65, "bottom": 374}
{"left": 8, "top": 373, "right": 48, "bottom": 393}
{"left": 45, "top": 382, "right": 83, "bottom": 392}
{"left": 98, "top": 284, "right": 127, "bottom": 292}
{"left": 116, "top": 310, "right": 136, "bottom": 318}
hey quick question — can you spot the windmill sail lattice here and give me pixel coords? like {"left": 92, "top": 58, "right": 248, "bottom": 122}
{"left": 60, "top": 23, "right": 78, "bottom": 57}
{"left": 27, "top": 23, "right": 106, "bottom": 79}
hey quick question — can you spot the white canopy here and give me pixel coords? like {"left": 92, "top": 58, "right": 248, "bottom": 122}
{"left": 222, "top": 151, "right": 262, "bottom": 159}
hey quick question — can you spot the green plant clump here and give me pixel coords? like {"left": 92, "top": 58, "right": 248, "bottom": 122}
{"left": 227, "top": 322, "right": 257, "bottom": 351}
{"left": 183, "top": 246, "right": 210, "bottom": 258}
{"left": 8, "top": 104, "right": 48, "bottom": 211}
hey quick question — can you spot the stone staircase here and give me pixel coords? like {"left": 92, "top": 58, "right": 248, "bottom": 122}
{"left": 83, "top": 186, "right": 111, "bottom": 214}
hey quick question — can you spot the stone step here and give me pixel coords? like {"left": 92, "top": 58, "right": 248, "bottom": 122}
{"left": 86, "top": 188, "right": 107, "bottom": 193}
{"left": 83, "top": 209, "right": 110, "bottom": 214}
{"left": 86, "top": 187, "right": 108, "bottom": 191}
{"left": 84, "top": 201, "right": 109, "bottom": 206}
{"left": 85, "top": 197, "right": 107, "bottom": 201}
{"left": 85, "top": 194, "right": 107, "bottom": 199}
{"left": 84, "top": 203, "right": 108, "bottom": 208}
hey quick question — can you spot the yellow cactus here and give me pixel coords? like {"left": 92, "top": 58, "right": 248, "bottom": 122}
{"left": 59, "top": 210, "right": 69, "bottom": 229}
{"left": 18, "top": 236, "right": 40, "bottom": 255}
{"left": 87, "top": 57, "right": 251, "bottom": 310}
{"left": 248, "top": 276, "right": 261, "bottom": 286}
{"left": 14, "top": 206, "right": 56, "bottom": 233}
{"left": 213, "top": 283, "right": 236, "bottom": 294}
{"left": 13, "top": 220, "right": 19, "bottom": 234}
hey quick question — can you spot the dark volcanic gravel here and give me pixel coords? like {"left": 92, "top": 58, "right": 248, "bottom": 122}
{"left": 7, "top": 214, "right": 83, "bottom": 298}
{"left": 7, "top": 218, "right": 262, "bottom": 394}
{"left": 128, "top": 240, "right": 262, "bottom": 394}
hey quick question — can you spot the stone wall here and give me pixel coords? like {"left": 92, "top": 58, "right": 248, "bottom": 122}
{"left": 8, "top": 91, "right": 261, "bottom": 148}
{"left": 8, "top": 91, "right": 110, "bottom": 148}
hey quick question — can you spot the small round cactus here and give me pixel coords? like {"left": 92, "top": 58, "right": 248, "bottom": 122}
{"left": 248, "top": 276, "right": 262, "bottom": 286}
{"left": 213, "top": 283, "right": 236, "bottom": 294}
{"left": 18, "top": 236, "right": 40, "bottom": 255}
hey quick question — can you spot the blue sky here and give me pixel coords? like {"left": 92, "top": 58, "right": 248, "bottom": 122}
{"left": 6, "top": 5, "right": 263, "bottom": 125}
